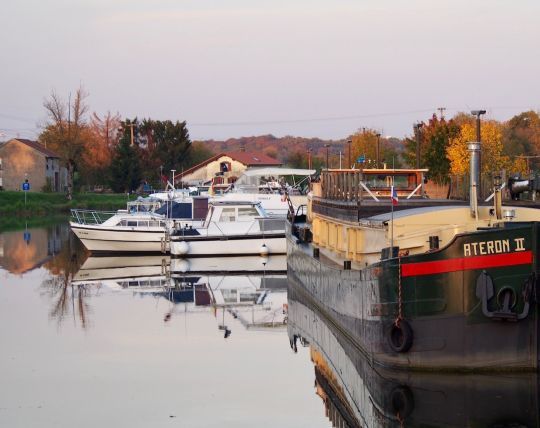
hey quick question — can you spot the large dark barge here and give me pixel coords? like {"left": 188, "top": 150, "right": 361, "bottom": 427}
{"left": 287, "top": 292, "right": 540, "bottom": 427}
{"left": 287, "top": 143, "right": 540, "bottom": 371}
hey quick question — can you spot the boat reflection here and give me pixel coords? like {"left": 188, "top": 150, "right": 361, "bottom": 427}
{"left": 287, "top": 289, "right": 539, "bottom": 428}
{"left": 72, "top": 254, "right": 288, "bottom": 335}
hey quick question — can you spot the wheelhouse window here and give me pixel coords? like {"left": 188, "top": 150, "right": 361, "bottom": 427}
{"left": 219, "top": 207, "right": 236, "bottom": 222}
{"left": 238, "top": 207, "right": 259, "bottom": 220}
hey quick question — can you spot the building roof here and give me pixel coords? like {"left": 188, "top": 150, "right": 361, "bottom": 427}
{"left": 4, "top": 138, "right": 60, "bottom": 158}
{"left": 176, "top": 151, "right": 282, "bottom": 179}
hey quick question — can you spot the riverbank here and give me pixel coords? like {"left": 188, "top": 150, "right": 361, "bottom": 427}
{"left": 0, "top": 191, "right": 133, "bottom": 219}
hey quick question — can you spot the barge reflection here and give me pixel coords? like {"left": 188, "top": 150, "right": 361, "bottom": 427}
{"left": 287, "top": 288, "right": 539, "bottom": 427}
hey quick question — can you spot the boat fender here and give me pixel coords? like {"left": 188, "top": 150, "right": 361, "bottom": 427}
{"left": 175, "top": 241, "right": 190, "bottom": 256}
{"left": 260, "top": 243, "right": 269, "bottom": 256}
{"left": 387, "top": 320, "right": 413, "bottom": 353}
{"left": 389, "top": 385, "right": 414, "bottom": 420}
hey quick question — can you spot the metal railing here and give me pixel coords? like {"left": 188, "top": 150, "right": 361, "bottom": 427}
{"left": 70, "top": 209, "right": 117, "bottom": 225}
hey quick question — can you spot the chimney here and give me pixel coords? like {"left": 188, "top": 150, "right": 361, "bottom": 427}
{"left": 468, "top": 142, "right": 480, "bottom": 219}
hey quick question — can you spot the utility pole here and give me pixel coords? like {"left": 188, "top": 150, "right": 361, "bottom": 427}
{"left": 324, "top": 144, "right": 330, "bottom": 170}
{"left": 414, "top": 123, "right": 423, "bottom": 169}
{"left": 437, "top": 107, "right": 446, "bottom": 119}
{"left": 125, "top": 123, "right": 136, "bottom": 146}
{"left": 375, "top": 133, "right": 381, "bottom": 168}
{"left": 307, "top": 148, "right": 312, "bottom": 170}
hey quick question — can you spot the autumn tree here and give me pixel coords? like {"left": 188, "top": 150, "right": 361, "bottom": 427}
{"left": 503, "top": 111, "right": 540, "bottom": 173}
{"left": 40, "top": 87, "right": 90, "bottom": 199}
{"left": 447, "top": 120, "right": 525, "bottom": 178}
{"left": 81, "top": 111, "right": 121, "bottom": 185}
{"left": 184, "top": 141, "right": 215, "bottom": 169}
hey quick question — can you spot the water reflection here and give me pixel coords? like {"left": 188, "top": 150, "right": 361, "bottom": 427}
{"left": 71, "top": 254, "right": 288, "bottom": 336}
{"left": 287, "top": 289, "right": 539, "bottom": 427}
{"left": 0, "top": 223, "right": 69, "bottom": 275}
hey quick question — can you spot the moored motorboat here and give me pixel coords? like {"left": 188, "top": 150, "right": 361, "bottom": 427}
{"left": 287, "top": 142, "right": 540, "bottom": 371}
{"left": 170, "top": 200, "right": 286, "bottom": 257}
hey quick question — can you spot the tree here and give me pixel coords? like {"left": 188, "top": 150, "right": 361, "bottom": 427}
{"left": 81, "top": 111, "right": 121, "bottom": 185}
{"left": 403, "top": 114, "right": 459, "bottom": 183}
{"left": 503, "top": 111, "right": 540, "bottom": 172}
{"left": 109, "top": 122, "right": 142, "bottom": 193}
{"left": 447, "top": 120, "right": 525, "bottom": 177}
{"left": 138, "top": 119, "right": 192, "bottom": 181}
{"left": 185, "top": 141, "right": 215, "bottom": 169}
{"left": 40, "top": 86, "right": 90, "bottom": 199}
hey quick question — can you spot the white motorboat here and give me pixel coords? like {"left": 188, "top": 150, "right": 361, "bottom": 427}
{"left": 170, "top": 200, "right": 286, "bottom": 257}
{"left": 70, "top": 195, "right": 210, "bottom": 253}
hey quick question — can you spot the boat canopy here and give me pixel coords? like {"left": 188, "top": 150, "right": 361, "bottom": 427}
{"left": 234, "top": 167, "right": 316, "bottom": 186}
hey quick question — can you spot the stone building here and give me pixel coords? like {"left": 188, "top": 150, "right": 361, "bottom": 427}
{"left": 175, "top": 151, "right": 282, "bottom": 187}
{"left": 0, "top": 138, "right": 66, "bottom": 191}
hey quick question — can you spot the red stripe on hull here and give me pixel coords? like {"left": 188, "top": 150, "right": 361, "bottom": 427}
{"left": 401, "top": 251, "right": 533, "bottom": 277}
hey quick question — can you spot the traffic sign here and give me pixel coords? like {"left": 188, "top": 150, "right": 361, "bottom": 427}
{"left": 22, "top": 181, "right": 30, "bottom": 191}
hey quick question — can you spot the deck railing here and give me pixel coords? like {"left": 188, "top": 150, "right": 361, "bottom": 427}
{"left": 70, "top": 209, "right": 117, "bottom": 225}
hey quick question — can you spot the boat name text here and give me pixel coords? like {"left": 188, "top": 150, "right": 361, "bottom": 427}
{"left": 463, "top": 238, "right": 525, "bottom": 257}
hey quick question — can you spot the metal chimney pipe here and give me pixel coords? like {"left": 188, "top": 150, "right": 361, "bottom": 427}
{"left": 468, "top": 142, "right": 481, "bottom": 219}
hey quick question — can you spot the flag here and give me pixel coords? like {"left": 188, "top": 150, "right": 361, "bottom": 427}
{"left": 391, "top": 185, "right": 398, "bottom": 206}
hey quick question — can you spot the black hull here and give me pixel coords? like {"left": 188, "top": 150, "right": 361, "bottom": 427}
{"left": 287, "top": 222, "right": 540, "bottom": 371}
{"left": 287, "top": 294, "right": 540, "bottom": 427}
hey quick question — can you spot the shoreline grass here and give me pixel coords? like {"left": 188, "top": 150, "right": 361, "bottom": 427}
{"left": 0, "top": 191, "right": 133, "bottom": 218}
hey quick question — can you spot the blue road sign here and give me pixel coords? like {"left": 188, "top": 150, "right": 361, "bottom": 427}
{"left": 23, "top": 231, "right": 31, "bottom": 243}
{"left": 22, "top": 182, "right": 30, "bottom": 191}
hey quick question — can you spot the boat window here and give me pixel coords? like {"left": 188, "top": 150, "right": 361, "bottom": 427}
{"left": 238, "top": 207, "right": 259, "bottom": 220}
{"left": 219, "top": 207, "right": 236, "bottom": 222}
{"left": 127, "top": 221, "right": 137, "bottom": 227}
{"left": 364, "top": 174, "right": 416, "bottom": 189}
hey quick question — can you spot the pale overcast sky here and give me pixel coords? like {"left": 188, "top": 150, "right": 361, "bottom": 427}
{"left": 1, "top": 0, "right": 539, "bottom": 141}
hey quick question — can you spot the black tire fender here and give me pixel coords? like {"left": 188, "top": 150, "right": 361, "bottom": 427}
{"left": 387, "top": 319, "right": 414, "bottom": 353}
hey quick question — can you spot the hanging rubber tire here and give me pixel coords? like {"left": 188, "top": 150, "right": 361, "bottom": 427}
{"left": 387, "top": 320, "right": 414, "bottom": 353}
{"left": 389, "top": 385, "right": 414, "bottom": 420}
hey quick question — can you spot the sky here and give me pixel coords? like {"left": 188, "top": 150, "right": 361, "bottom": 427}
{"left": 1, "top": 0, "right": 539, "bottom": 142}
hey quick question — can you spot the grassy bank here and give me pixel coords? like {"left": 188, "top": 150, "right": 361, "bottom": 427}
{"left": 0, "top": 191, "right": 133, "bottom": 218}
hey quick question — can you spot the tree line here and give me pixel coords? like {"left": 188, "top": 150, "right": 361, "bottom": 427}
{"left": 38, "top": 86, "right": 539, "bottom": 199}
{"left": 39, "top": 87, "right": 212, "bottom": 199}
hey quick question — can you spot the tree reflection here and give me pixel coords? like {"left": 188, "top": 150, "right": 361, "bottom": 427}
{"left": 41, "top": 233, "right": 93, "bottom": 329}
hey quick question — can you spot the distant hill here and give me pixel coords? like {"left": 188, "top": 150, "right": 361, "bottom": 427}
{"left": 195, "top": 134, "right": 346, "bottom": 164}
{"left": 195, "top": 134, "right": 405, "bottom": 167}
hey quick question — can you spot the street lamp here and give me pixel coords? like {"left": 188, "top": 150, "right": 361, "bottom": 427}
{"left": 375, "top": 133, "right": 381, "bottom": 168}
{"left": 324, "top": 144, "right": 330, "bottom": 170}
{"left": 413, "top": 123, "right": 423, "bottom": 169}
{"left": 347, "top": 139, "right": 352, "bottom": 169}
{"left": 471, "top": 110, "right": 486, "bottom": 197}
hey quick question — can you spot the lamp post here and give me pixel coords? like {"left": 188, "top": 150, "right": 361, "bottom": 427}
{"left": 375, "top": 133, "right": 381, "bottom": 168}
{"left": 347, "top": 139, "right": 352, "bottom": 169}
{"left": 414, "top": 123, "right": 423, "bottom": 169}
{"left": 471, "top": 110, "right": 486, "bottom": 198}
{"left": 324, "top": 144, "right": 330, "bottom": 170}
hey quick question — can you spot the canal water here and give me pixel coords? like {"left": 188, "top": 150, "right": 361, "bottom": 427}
{"left": 1, "top": 222, "right": 539, "bottom": 427}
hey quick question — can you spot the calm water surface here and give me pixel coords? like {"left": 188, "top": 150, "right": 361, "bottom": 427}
{"left": 1, "top": 222, "right": 539, "bottom": 427}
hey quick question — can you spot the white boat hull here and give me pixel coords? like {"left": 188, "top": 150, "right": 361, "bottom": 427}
{"left": 70, "top": 223, "right": 167, "bottom": 252}
{"left": 170, "top": 235, "right": 285, "bottom": 257}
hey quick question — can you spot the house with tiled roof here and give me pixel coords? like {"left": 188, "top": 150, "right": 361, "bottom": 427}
{"left": 0, "top": 138, "right": 67, "bottom": 191}
{"left": 175, "top": 151, "right": 282, "bottom": 187}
